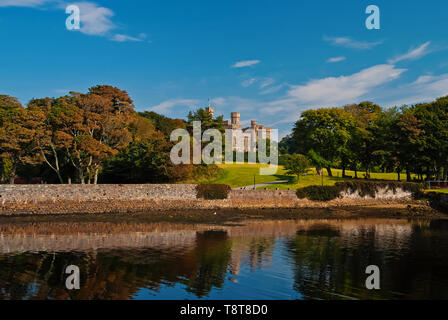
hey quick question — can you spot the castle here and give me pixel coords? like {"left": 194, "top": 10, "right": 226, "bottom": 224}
{"left": 205, "top": 106, "right": 272, "bottom": 152}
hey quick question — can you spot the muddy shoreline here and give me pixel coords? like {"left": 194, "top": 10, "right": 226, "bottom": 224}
{"left": 0, "top": 202, "right": 445, "bottom": 225}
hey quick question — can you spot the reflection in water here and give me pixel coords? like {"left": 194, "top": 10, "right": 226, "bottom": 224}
{"left": 0, "top": 219, "right": 447, "bottom": 300}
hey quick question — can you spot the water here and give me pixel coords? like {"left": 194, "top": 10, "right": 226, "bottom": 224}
{"left": 0, "top": 218, "right": 447, "bottom": 300}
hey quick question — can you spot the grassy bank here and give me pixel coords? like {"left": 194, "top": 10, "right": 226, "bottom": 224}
{"left": 202, "top": 164, "right": 417, "bottom": 189}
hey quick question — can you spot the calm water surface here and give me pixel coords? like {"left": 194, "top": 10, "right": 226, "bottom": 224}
{"left": 0, "top": 218, "right": 447, "bottom": 300}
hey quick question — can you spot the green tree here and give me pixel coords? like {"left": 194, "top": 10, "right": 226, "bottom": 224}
{"left": 344, "top": 102, "right": 382, "bottom": 179}
{"left": 292, "top": 108, "right": 354, "bottom": 177}
{"left": 283, "top": 154, "right": 311, "bottom": 184}
{"left": 187, "top": 108, "right": 224, "bottom": 134}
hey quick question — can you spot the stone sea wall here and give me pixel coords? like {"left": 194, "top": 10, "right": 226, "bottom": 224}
{"left": 0, "top": 184, "right": 415, "bottom": 215}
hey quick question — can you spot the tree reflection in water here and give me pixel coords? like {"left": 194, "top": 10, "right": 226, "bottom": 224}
{"left": 0, "top": 219, "right": 447, "bottom": 300}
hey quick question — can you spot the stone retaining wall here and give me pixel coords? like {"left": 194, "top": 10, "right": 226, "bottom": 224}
{"left": 0, "top": 184, "right": 198, "bottom": 203}
{"left": 0, "top": 184, "right": 416, "bottom": 216}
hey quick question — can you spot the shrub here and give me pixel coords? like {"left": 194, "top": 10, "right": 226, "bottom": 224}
{"left": 192, "top": 164, "right": 222, "bottom": 181}
{"left": 296, "top": 185, "right": 342, "bottom": 201}
{"left": 196, "top": 184, "right": 231, "bottom": 200}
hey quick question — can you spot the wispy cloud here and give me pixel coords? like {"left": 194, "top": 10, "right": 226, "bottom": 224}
{"left": 326, "top": 56, "right": 346, "bottom": 63}
{"left": 0, "top": 0, "right": 50, "bottom": 7}
{"left": 324, "top": 36, "right": 382, "bottom": 50}
{"left": 383, "top": 73, "right": 448, "bottom": 107}
{"left": 232, "top": 60, "right": 260, "bottom": 68}
{"left": 259, "top": 78, "right": 275, "bottom": 89}
{"left": 111, "top": 33, "right": 146, "bottom": 42}
{"left": 388, "top": 42, "right": 431, "bottom": 64}
{"left": 70, "top": 1, "right": 115, "bottom": 36}
{"left": 241, "top": 78, "right": 257, "bottom": 87}
{"left": 148, "top": 98, "right": 199, "bottom": 114}
{"left": 259, "top": 84, "right": 284, "bottom": 95}
{"left": 262, "top": 64, "right": 406, "bottom": 116}
{"left": 1, "top": 0, "right": 146, "bottom": 41}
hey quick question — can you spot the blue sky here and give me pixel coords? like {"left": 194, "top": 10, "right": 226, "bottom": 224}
{"left": 1, "top": 0, "right": 447, "bottom": 137}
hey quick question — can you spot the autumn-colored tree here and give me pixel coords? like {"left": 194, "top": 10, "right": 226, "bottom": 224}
{"left": 52, "top": 86, "right": 135, "bottom": 184}
{"left": 0, "top": 95, "right": 40, "bottom": 184}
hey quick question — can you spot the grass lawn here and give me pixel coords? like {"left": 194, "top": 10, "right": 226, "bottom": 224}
{"left": 426, "top": 189, "right": 448, "bottom": 194}
{"left": 205, "top": 164, "right": 289, "bottom": 188}
{"left": 203, "top": 164, "right": 412, "bottom": 189}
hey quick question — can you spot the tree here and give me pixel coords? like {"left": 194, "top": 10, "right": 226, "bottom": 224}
{"left": 49, "top": 86, "right": 135, "bottom": 184}
{"left": 139, "top": 111, "right": 186, "bottom": 137}
{"left": 283, "top": 154, "right": 311, "bottom": 184}
{"left": 187, "top": 108, "right": 224, "bottom": 134}
{"left": 0, "top": 95, "right": 39, "bottom": 184}
{"left": 344, "top": 102, "right": 382, "bottom": 179}
{"left": 292, "top": 108, "right": 354, "bottom": 177}
{"left": 412, "top": 96, "right": 448, "bottom": 181}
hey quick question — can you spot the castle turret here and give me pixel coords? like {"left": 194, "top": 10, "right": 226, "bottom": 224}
{"left": 206, "top": 106, "right": 214, "bottom": 119}
{"left": 251, "top": 120, "right": 258, "bottom": 128}
{"left": 231, "top": 112, "right": 240, "bottom": 126}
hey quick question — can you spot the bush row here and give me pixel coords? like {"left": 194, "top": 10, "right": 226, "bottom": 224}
{"left": 296, "top": 181, "right": 424, "bottom": 201}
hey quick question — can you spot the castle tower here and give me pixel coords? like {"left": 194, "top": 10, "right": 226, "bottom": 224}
{"left": 231, "top": 112, "right": 240, "bottom": 126}
{"left": 205, "top": 106, "right": 214, "bottom": 119}
{"left": 251, "top": 120, "right": 258, "bottom": 128}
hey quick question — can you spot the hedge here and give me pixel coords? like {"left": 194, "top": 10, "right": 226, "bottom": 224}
{"left": 296, "top": 181, "right": 424, "bottom": 201}
{"left": 296, "top": 185, "right": 342, "bottom": 201}
{"left": 196, "top": 184, "right": 231, "bottom": 200}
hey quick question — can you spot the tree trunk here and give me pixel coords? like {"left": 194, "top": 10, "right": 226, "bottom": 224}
{"left": 365, "top": 167, "right": 371, "bottom": 179}
{"left": 316, "top": 167, "right": 322, "bottom": 176}
{"left": 342, "top": 166, "right": 346, "bottom": 178}
{"left": 326, "top": 167, "right": 333, "bottom": 177}
{"left": 9, "top": 163, "right": 16, "bottom": 184}
{"left": 397, "top": 171, "right": 400, "bottom": 182}
{"left": 354, "top": 169, "right": 358, "bottom": 179}
{"left": 406, "top": 169, "right": 412, "bottom": 182}
{"left": 78, "top": 168, "right": 85, "bottom": 184}
{"left": 94, "top": 168, "right": 99, "bottom": 185}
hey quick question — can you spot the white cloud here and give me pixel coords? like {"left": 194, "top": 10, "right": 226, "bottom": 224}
{"left": 260, "top": 84, "right": 284, "bottom": 95}
{"left": 326, "top": 56, "right": 346, "bottom": 63}
{"left": 1, "top": 0, "right": 146, "bottom": 41}
{"left": 241, "top": 78, "right": 257, "bottom": 87}
{"left": 70, "top": 2, "right": 115, "bottom": 36}
{"left": 111, "top": 34, "right": 143, "bottom": 42}
{"left": 284, "top": 64, "right": 406, "bottom": 107}
{"left": 232, "top": 60, "right": 260, "bottom": 68}
{"left": 324, "top": 36, "right": 382, "bottom": 50}
{"left": 260, "top": 64, "right": 405, "bottom": 118}
{"left": 148, "top": 98, "right": 199, "bottom": 114}
{"left": 259, "top": 78, "right": 275, "bottom": 88}
{"left": 0, "top": 0, "right": 50, "bottom": 7}
{"left": 388, "top": 42, "right": 431, "bottom": 64}
{"left": 384, "top": 73, "right": 448, "bottom": 107}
